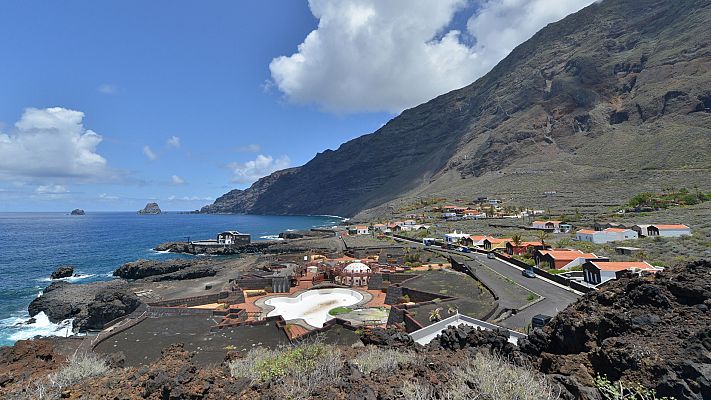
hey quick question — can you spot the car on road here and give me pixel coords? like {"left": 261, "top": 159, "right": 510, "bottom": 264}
{"left": 487, "top": 252, "right": 496, "bottom": 259}
{"left": 532, "top": 314, "right": 552, "bottom": 329}
{"left": 522, "top": 269, "right": 536, "bottom": 278}
{"left": 456, "top": 247, "right": 470, "bottom": 253}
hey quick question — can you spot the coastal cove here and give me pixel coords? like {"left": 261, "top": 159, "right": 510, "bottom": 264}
{"left": 0, "top": 212, "right": 343, "bottom": 346}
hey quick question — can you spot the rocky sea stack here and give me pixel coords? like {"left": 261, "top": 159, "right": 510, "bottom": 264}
{"left": 49, "top": 266, "right": 74, "bottom": 280}
{"left": 69, "top": 209, "right": 85, "bottom": 216}
{"left": 137, "top": 202, "right": 161, "bottom": 215}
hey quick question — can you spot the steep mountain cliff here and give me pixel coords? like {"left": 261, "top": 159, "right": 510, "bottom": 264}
{"left": 203, "top": 0, "right": 711, "bottom": 217}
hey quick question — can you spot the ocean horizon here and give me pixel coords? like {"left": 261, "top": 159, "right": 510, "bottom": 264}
{"left": 0, "top": 212, "right": 344, "bottom": 346}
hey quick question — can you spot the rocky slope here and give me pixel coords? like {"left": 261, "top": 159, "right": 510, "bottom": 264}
{"left": 203, "top": 0, "right": 711, "bottom": 217}
{"left": 28, "top": 281, "right": 142, "bottom": 332}
{"left": 520, "top": 260, "right": 711, "bottom": 399}
{"left": 138, "top": 202, "right": 161, "bottom": 215}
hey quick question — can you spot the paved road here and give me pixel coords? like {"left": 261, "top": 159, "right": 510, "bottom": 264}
{"left": 467, "top": 253, "right": 580, "bottom": 330}
{"left": 393, "top": 236, "right": 581, "bottom": 330}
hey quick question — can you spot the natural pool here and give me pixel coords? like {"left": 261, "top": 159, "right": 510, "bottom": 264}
{"left": 265, "top": 288, "right": 364, "bottom": 328}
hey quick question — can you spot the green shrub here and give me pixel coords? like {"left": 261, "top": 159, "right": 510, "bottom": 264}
{"left": 595, "top": 375, "right": 673, "bottom": 400}
{"left": 352, "top": 346, "right": 418, "bottom": 375}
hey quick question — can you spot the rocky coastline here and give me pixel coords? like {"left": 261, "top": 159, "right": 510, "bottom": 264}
{"left": 137, "top": 202, "right": 161, "bottom": 215}
{"left": 28, "top": 280, "right": 142, "bottom": 332}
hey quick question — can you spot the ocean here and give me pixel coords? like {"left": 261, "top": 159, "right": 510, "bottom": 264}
{"left": 0, "top": 212, "right": 344, "bottom": 346}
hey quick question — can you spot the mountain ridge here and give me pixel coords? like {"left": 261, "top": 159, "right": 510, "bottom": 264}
{"left": 202, "top": 0, "right": 711, "bottom": 218}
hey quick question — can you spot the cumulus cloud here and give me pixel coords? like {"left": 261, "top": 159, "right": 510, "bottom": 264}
{"left": 171, "top": 175, "right": 185, "bottom": 185}
{"left": 143, "top": 145, "right": 157, "bottom": 161}
{"left": 167, "top": 136, "right": 181, "bottom": 148}
{"left": 0, "top": 107, "right": 109, "bottom": 179}
{"left": 35, "top": 184, "right": 68, "bottom": 194}
{"left": 230, "top": 154, "right": 291, "bottom": 184}
{"left": 269, "top": 0, "right": 596, "bottom": 113}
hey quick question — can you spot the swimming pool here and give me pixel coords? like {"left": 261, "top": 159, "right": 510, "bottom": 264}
{"left": 265, "top": 288, "right": 364, "bottom": 328}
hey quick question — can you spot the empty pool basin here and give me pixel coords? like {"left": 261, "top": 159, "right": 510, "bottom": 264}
{"left": 265, "top": 288, "right": 364, "bottom": 328}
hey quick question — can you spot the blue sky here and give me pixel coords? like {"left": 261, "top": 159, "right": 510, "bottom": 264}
{"left": 0, "top": 0, "right": 595, "bottom": 212}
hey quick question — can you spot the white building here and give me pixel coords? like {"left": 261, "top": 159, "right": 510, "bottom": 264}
{"left": 336, "top": 262, "right": 372, "bottom": 286}
{"left": 354, "top": 225, "right": 369, "bottom": 235}
{"left": 444, "top": 232, "right": 470, "bottom": 245}
{"left": 408, "top": 314, "right": 527, "bottom": 346}
{"left": 576, "top": 228, "right": 638, "bottom": 244}
{"left": 582, "top": 261, "right": 662, "bottom": 285}
{"left": 632, "top": 224, "right": 691, "bottom": 237}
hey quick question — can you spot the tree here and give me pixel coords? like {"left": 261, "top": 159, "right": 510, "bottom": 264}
{"left": 429, "top": 307, "right": 443, "bottom": 322}
{"left": 511, "top": 234, "right": 523, "bottom": 247}
{"left": 536, "top": 230, "right": 550, "bottom": 246}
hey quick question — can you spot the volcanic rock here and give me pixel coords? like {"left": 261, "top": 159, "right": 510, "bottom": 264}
{"left": 28, "top": 280, "right": 142, "bottom": 332}
{"left": 69, "top": 209, "right": 85, "bottom": 215}
{"left": 50, "top": 266, "right": 74, "bottom": 280}
{"left": 114, "top": 259, "right": 196, "bottom": 280}
{"left": 137, "top": 202, "right": 161, "bottom": 215}
{"left": 519, "top": 260, "right": 711, "bottom": 400}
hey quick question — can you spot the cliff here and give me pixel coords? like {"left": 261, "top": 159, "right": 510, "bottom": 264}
{"left": 203, "top": 0, "right": 711, "bottom": 217}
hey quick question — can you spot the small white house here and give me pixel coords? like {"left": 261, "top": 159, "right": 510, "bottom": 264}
{"left": 576, "top": 228, "right": 638, "bottom": 244}
{"left": 633, "top": 224, "right": 691, "bottom": 237}
{"left": 444, "top": 232, "right": 470, "bottom": 245}
{"left": 582, "top": 261, "right": 661, "bottom": 285}
{"left": 354, "top": 225, "right": 369, "bottom": 235}
{"left": 442, "top": 212, "right": 457, "bottom": 218}
{"left": 655, "top": 224, "right": 691, "bottom": 237}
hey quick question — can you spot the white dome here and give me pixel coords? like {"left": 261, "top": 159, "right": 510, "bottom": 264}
{"left": 344, "top": 262, "right": 371, "bottom": 273}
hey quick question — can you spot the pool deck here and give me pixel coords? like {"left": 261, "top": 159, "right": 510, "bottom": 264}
{"left": 242, "top": 272, "right": 388, "bottom": 330}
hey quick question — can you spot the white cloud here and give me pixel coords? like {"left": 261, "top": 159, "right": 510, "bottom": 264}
{"left": 99, "top": 193, "right": 119, "bottom": 200}
{"left": 0, "top": 107, "right": 109, "bottom": 179}
{"left": 97, "top": 84, "right": 117, "bottom": 94}
{"left": 234, "top": 144, "right": 261, "bottom": 153}
{"left": 35, "top": 184, "right": 68, "bottom": 194}
{"left": 167, "top": 195, "right": 213, "bottom": 201}
{"left": 167, "top": 136, "right": 181, "bottom": 148}
{"left": 269, "top": 0, "right": 596, "bottom": 113}
{"left": 143, "top": 145, "right": 157, "bottom": 161}
{"left": 230, "top": 154, "right": 291, "bottom": 184}
{"left": 171, "top": 175, "right": 185, "bottom": 185}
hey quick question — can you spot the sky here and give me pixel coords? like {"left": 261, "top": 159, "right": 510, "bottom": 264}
{"left": 0, "top": 0, "right": 596, "bottom": 212}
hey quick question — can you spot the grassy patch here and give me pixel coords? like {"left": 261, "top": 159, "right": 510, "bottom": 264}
{"left": 352, "top": 346, "right": 419, "bottom": 375}
{"left": 328, "top": 306, "right": 353, "bottom": 316}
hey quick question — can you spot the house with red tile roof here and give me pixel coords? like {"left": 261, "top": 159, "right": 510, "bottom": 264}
{"left": 531, "top": 220, "right": 572, "bottom": 233}
{"left": 533, "top": 249, "right": 604, "bottom": 270}
{"left": 505, "top": 241, "right": 551, "bottom": 255}
{"left": 632, "top": 224, "right": 691, "bottom": 237}
{"left": 459, "top": 235, "right": 490, "bottom": 247}
{"left": 482, "top": 237, "right": 512, "bottom": 251}
{"left": 582, "top": 261, "right": 662, "bottom": 285}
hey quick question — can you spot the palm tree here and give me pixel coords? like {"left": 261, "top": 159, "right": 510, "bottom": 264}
{"left": 536, "top": 230, "right": 550, "bottom": 246}
{"left": 429, "top": 307, "right": 443, "bottom": 322}
{"left": 511, "top": 234, "right": 523, "bottom": 247}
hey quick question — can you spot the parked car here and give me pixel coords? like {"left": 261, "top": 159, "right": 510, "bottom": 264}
{"left": 456, "top": 247, "right": 470, "bottom": 253}
{"left": 531, "top": 314, "right": 552, "bottom": 329}
{"left": 522, "top": 269, "right": 536, "bottom": 278}
{"left": 487, "top": 252, "right": 496, "bottom": 259}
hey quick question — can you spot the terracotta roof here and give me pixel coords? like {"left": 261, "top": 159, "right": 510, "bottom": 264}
{"left": 354, "top": 225, "right": 368, "bottom": 229}
{"left": 577, "top": 229, "right": 596, "bottom": 234}
{"left": 486, "top": 237, "right": 512, "bottom": 243}
{"left": 654, "top": 224, "right": 690, "bottom": 230}
{"left": 539, "top": 249, "right": 597, "bottom": 261}
{"left": 468, "top": 235, "right": 488, "bottom": 241}
{"left": 588, "top": 261, "right": 656, "bottom": 272}
{"left": 604, "top": 228, "right": 631, "bottom": 233}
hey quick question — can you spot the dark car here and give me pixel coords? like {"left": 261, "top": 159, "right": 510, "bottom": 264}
{"left": 532, "top": 314, "right": 552, "bottom": 329}
{"left": 487, "top": 252, "right": 496, "bottom": 259}
{"left": 522, "top": 269, "right": 536, "bottom": 278}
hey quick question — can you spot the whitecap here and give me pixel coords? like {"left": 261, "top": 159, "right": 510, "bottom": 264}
{"left": 259, "top": 235, "right": 284, "bottom": 240}
{"left": 0, "top": 312, "right": 76, "bottom": 342}
{"left": 37, "top": 273, "right": 97, "bottom": 283}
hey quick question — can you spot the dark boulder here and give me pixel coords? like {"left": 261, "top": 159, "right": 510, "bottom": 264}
{"left": 50, "top": 266, "right": 74, "bottom": 280}
{"left": 70, "top": 209, "right": 85, "bottom": 216}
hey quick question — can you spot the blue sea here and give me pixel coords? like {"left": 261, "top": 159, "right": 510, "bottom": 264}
{"left": 0, "top": 212, "right": 344, "bottom": 346}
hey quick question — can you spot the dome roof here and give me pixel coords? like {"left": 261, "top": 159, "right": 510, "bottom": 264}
{"left": 344, "top": 262, "right": 371, "bottom": 273}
